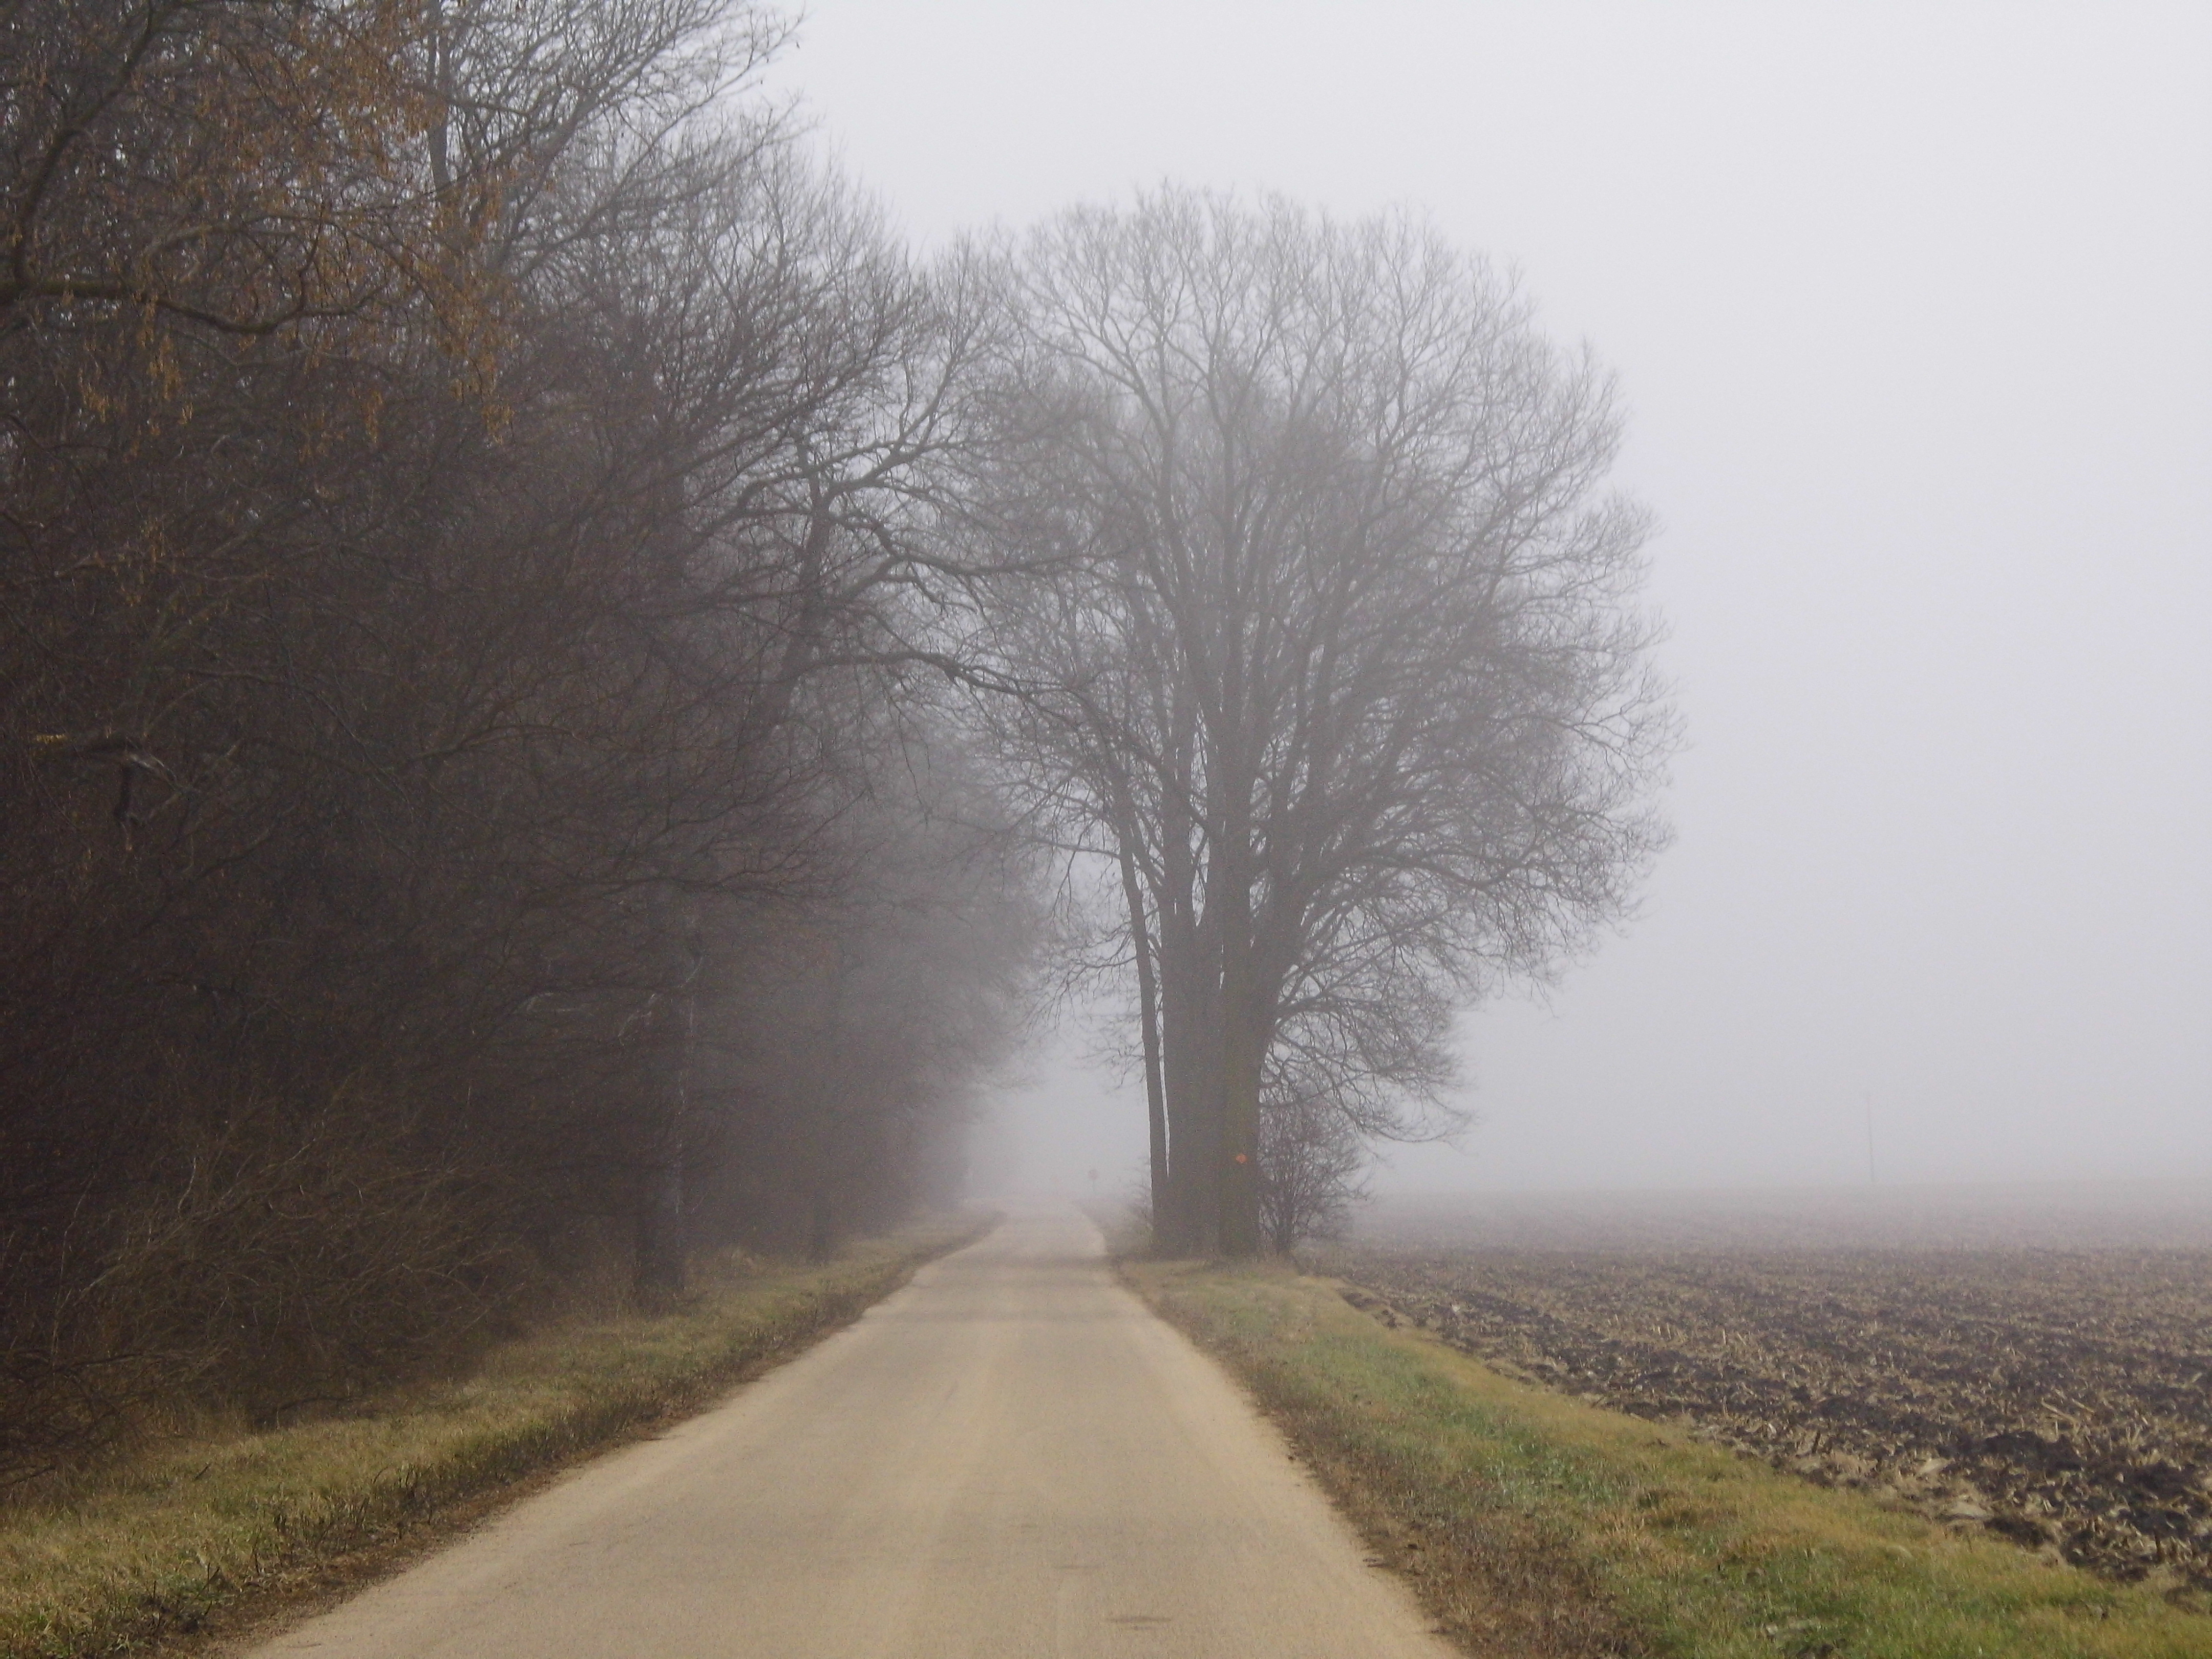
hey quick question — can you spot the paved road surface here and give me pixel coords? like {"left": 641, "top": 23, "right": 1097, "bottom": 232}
{"left": 252, "top": 1209, "right": 1455, "bottom": 1658}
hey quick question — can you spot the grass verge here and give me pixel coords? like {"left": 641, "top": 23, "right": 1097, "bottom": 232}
{"left": 0, "top": 1215, "right": 994, "bottom": 1659}
{"left": 1124, "top": 1258, "right": 2211, "bottom": 1659}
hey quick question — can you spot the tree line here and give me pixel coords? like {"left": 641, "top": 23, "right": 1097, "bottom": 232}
{"left": 0, "top": 0, "right": 1670, "bottom": 1480}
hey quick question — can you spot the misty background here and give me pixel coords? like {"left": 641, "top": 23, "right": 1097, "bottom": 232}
{"left": 774, "top": 1, "right": 2212, "bottom": 1195}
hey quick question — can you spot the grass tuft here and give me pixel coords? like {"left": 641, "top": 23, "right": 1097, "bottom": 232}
{"left": 1125, "top": 1258, "right": 2212, "bottom": 1659}
{"left": 0, "top": 1217, "right": 991, "bottom": 1659}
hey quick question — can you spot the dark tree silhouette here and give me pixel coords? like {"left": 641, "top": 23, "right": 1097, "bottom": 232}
{"left": 972, "top": 190, "right": 1673, "bottom": 1254}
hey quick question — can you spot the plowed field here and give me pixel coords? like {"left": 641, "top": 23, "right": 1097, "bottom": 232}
{"left": 1336, "top": 1245, "right": 2212, "bottom": 1591}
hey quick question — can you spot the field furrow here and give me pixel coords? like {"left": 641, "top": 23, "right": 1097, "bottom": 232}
{"left": 1337, "top": 1247, "right": 2212, "bottom": 1592}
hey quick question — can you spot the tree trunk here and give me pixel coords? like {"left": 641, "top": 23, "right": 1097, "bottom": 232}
{"left": 1157, "top": 868, "right": 1220, "bottom": 1254}
{"left": 1209, "top": 614, "right": 1262, "bottom": 1257}
{"left": 807, "top": 1188, "right": 837, "bottom": 1263}
{"left": 1115, "top": 830, "right": 1171, "bottom": 1236}
{"left": 635, "top": 1139, "right": 687, "bottom": 1295}
{"left": 1215, "top": 877, "right": 1263, "bottom": 1258}
{"left": 1151, "top": 747, "right": 1213, "bottom": 1253}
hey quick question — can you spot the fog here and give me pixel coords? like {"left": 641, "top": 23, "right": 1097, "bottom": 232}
{"left": 774, "top": 2, "right": 2212, "bottom": 1195}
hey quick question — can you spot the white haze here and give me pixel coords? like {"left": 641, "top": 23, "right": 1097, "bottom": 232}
{"left": 771, "top": 2, "right": 2212, "bottom": 1195}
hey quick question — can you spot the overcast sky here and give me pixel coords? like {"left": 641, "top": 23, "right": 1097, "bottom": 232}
{"left": 770, "top": 2, "right": 2212, "bottom": 1194}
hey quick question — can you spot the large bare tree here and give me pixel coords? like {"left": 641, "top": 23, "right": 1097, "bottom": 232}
{"left": 976, "top": 190, "right": 1673, "bottom": 1254}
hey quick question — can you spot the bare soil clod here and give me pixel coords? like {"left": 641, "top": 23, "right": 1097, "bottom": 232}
{"left": 1336, "top": 1246, "right": 2212, "bottom": 1596}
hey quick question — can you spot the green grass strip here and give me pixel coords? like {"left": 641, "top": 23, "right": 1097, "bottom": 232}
{"left": 0, "top": 1216, "right": 992, "bottom": 1659}
{"left": 1127, "top": 1260, "right": 2210, "bottom": 1659}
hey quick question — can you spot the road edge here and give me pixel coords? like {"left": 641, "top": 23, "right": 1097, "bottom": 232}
{"left": 5, "top": 1215, "right": 998, "bottom": 1659}
{"left": 1118, "top": 1254, "right": 2209, "bottom": 1659}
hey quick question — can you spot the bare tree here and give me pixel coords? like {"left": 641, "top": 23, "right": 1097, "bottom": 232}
{"left": 1257, "top": 1084, "right": 1368, "bottom": 1255}
{"left": 0, "top": 0, "right": 1037, "bottom": 1474}
{"left": 973, "top": 189, "right": 1674, "bottom": 1255}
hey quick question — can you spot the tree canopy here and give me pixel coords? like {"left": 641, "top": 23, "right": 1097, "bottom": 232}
{"left": 0, "top": 7, "right": 1669, "bottom": 1480}
{"left": 968, "top": 191, "right": 1672, "bottom": 1253}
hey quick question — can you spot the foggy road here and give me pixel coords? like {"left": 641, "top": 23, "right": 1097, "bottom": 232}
{"left": 249, "top": 1210, "right": 1453, "bottom": 1659}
